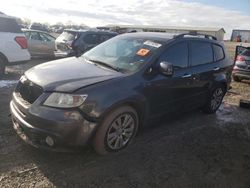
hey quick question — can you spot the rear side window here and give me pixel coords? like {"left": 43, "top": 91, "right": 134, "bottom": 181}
{"left": 160, "top": 42, "right": 188, "bottom": 70}
{"left": 99, "top": 34, "right": 113, "bottom": 43}
{"left": 83, "top": 34, "right": 99, "bottom": 44}
{"left": 0, "top": 17, "right": 21, "bottom": 33}
{"left": 213, "top": 44, "right": 225, "bottom": 61}
{"left": 190, "top": 41, "right": 213, "bottom": 66}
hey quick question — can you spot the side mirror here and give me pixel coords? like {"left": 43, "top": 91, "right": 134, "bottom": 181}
{"left": 159, "top": 61, "right": 173, "bottom": 76}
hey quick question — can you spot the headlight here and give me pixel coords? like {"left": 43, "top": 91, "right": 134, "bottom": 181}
{"left": 44, "top": 93, "right": 87, "bottom": 108}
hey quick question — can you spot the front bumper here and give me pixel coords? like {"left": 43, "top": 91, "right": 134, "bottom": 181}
{"left": 10, "top": 98, "right": 98, "bottom": 152}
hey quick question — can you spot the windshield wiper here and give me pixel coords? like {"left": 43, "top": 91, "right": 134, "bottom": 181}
{"left": 85, "top": 58, "right": 121, "bottom": 72}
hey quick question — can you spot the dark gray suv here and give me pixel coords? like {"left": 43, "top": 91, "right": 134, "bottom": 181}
{"left": 10, "top": 32, "right": 233, "bottom": 154}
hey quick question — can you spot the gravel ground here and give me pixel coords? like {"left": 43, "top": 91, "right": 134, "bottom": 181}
{"left": 0, "top": 59, "right": 250, "bottom": 188}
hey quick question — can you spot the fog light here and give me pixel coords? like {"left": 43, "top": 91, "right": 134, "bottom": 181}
{"left": 45, "top": 136, "right": 54, "bottom": 146}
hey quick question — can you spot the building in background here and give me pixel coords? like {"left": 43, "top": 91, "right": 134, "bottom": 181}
{"left": 101, "top": 25, "right": 226, "bottom": 41}
{"left": 231, "top": 30, "right": 250, "bottom": 43}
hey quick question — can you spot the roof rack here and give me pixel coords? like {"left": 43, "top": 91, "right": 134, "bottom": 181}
{"left": 174, "top": 31, "right": 217, "bottom": 40}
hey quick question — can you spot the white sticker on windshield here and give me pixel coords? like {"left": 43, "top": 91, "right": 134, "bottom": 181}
{"left": 144, "top": 40, "right": 162, "bottom": 48}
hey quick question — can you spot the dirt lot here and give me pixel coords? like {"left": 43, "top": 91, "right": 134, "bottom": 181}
{"left": 0, "top": 59, "right": 250, "bottom": 188}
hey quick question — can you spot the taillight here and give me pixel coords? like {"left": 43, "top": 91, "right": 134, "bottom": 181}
{"left": 15, "top": 36, "right": 28, "bottom": 49}
{"left": 236, "top": 55, "right": 246, "bottom": 62}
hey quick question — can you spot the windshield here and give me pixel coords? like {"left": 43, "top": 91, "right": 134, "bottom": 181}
{"left": 82, "top": 36, "right": 163, "bottom": 73}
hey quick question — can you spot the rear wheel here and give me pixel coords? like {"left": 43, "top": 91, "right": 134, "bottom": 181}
{"left": 233, "top": 75, "right": 241, "bottom": 82}
{"left": 202, "top": 85, "right": 226, "bottom": 114}
{"left": 0, "top": 57, "right": 6, "bottom": 78}
{"left": 93, "top": 106, "right": 139, "bottom": 155}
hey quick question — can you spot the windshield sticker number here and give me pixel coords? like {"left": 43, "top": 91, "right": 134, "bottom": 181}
{"left": 136, "top": 48, "right": 150, "bottom": 56}
{"left": 144, "top": 40, "right": 162, "bottom": 48}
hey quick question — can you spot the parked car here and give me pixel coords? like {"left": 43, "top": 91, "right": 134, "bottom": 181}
{"left": 54, "top": 29, "right": 117, "bottom": 57}
{"left": 10, "top": 32, "right": 233, "bottom": 154}
{"left": 29, "top": 23, "right": 49, "bottom": 32}
{"left": 232, "top": 46, "right": 250, "bottom": 82}
{"left": 22, "top": 29, "right": 56, "bottom": 58}
{"left": 0, "top": 14, "right": 30, "bottom": 77}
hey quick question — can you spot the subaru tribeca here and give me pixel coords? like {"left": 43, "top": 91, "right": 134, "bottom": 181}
{"left": 10, "top": 32, "right": 233, "bottom": 154}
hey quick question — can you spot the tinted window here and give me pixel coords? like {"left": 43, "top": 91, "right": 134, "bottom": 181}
{"left": 160, "top": 42, "right": 188, "bottom": 70}
{"left": 213, "top": 44, "right": 224, "bottom": 61}
{"left": 241, "top": 49, "right": 250, "bottom": 56}
{"left": 0, "top": 17, "right": 21, "bottom": 33}
{"left": 99, "top": 34, "right": 112, "bottom": 43}
{"left": 83, "top": 34, "right": 98, "bottom": 44}
{"left": 191, "top": 41, "right": 213, "bottom": 66}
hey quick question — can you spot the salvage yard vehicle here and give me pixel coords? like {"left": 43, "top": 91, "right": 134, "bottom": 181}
{"left": 54, "top": 29, "right": 117, "bottom": 58}
{"left": 233, "top": 46, "right": 250, "bottom": 82}
{"left": 10, "top": 32, "right": 233, "bottom": 154}
{"left": 22, "top": 29, "right": 56, "bottom": 58}
{"left": 0, "top": 13, "right": 30, "bottom": 77}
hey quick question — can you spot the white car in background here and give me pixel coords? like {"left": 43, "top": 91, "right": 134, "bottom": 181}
{"left": 0, "top": 13, "right": 30, "bottom": 77}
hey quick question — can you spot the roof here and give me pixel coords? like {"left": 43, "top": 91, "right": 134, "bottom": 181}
{"left": 117, "top": 32, "right": 176, "bottom": 43}
{"left": 64, "top": 29, "right": 117, "bottom": 35}
{"left": 22, "top": 28, "right": 50, "bottom": 34}
{"left": 106, "top": 25, "right": 226, "bottom": 33}
{"left": 232, "top": 29, "right": 250, "bottom": 32}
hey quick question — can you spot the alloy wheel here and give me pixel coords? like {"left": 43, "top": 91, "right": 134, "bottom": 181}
{"left": 106, "top": 113, "right": 135, "bottom": 150}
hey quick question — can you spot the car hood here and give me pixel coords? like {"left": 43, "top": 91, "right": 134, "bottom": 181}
{"left": 25, "top": 57, "right": 123, "bottom": 92}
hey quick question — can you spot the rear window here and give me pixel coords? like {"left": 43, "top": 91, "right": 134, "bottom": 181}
{"left": 213, "top": 44, "right": 225, "bottom": 61}
{"left": 0, "top": 17, "right": 22, "bottom": 33}
{"left": 241, "top": 49, "right": 250, "bottom": 56}
{"left": 191, "top": 41, "right": 213, "bottom": 66}
{"left": 58, "top": 31, "right": 77, "bottom": 41}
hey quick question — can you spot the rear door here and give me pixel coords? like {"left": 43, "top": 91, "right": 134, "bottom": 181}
{"left": 26, "top": 31, "right": 45, "bottom": 56}
{"left": 187, "top": 40, "right": 221, "bottom": 106}
{"left": 38, "top": 32, "right": 55, "bottom": 56}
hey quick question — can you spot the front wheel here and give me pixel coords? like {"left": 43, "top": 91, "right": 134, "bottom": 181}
{"left": 202, "top": 85, "right": 226, "bottom": 114}
{"left": 93, "top": 106, "right": 139, "bottom": 155}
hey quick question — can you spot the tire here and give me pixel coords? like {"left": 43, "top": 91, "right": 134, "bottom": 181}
{"left": 202, "top": 85, "right": 226, "bottom": 114}
{"left": 93, "top": 106, "right": 139, "bottom": 155}
{"left": 233, "top": 75, "right": 241, "bottom": 82}
{"left": 0, "top": 57, "right": 6, "bottom": 78}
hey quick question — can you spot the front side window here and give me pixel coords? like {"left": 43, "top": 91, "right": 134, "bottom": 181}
{"left": 159, "top": 42, "right": 188, "bottom": 70}
{"left": 29, "top": 32, "right": 41, "bottom": 40}
{"left": 191, "top": 41, "right": 213, "bottom": 66}
{"left": 39, "top": 33, "right": 55, "bottom": 42}
{"left": 82, "top": 36, "right": 163, "bottom": 73}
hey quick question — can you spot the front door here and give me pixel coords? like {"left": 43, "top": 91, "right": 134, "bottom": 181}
{"left": 145, "top": 41, "right": 196, "bottom": 118}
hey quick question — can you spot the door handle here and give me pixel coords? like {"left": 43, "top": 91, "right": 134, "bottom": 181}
{"left": 213, "top": 67, "right": 220, "bottom": 71}
{"left": 182, "top": 74, "right": 192, "bottom": 78}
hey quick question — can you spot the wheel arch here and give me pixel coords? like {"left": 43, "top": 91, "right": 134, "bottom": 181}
{"left": 99, "top": 99, "right": 147, "bottom": 130}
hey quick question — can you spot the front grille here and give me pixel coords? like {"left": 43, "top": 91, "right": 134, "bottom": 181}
{"left": 16, "top": 80, "right": 43, "bottom": 104}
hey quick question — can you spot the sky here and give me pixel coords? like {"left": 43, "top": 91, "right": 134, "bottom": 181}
{"left": 1, "top": 0, "right": 250, "bottom": 39}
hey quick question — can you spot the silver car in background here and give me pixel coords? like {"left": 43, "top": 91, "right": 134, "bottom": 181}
{"left": 22, "top": 29, "right": 56, "bottom": 58}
